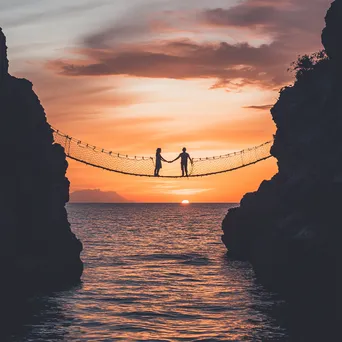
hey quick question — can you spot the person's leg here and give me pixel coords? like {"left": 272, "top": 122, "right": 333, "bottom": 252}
{"left": 185, "top": 163, "right": 188, "bottom": 177}
{"left": 181, "top": 164, "right": 185, "bottom": 177}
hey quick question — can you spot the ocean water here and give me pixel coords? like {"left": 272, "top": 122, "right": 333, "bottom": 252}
{"left": 8, "top": 203, "right": 291, "bottom": 341}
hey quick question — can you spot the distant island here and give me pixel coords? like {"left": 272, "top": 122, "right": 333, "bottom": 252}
{"left": 70, "top": 189, "right": 130, "bottom": 203}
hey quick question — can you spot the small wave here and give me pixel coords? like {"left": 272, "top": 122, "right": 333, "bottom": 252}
{"left": 99, "top": 296, "right": 138, "bottom": 304}
{"left": 118, "top": 310, "right": 203, "bottom": 320}
{"left": 129, "top": 253, "right": 211, "bottom": 265}
{"left": 180, "top": 256, "right": 211, "bottom": 266}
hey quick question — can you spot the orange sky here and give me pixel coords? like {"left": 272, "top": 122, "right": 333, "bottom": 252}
{"left": 0, "top": 0, "right": 331, "bottom": 202}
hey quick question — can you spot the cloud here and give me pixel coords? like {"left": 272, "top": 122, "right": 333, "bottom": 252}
{"left": 1, "top": 1, "right": 111, "bottom": 28}
{"left": 243, "top": 104, "right": 273, "bottom": 110}
{"left": 47, "top": 0, "right": 331, "bottom": 90}
{"left": 48, "top": 39, "right": 287, "bottom": 89}
{"left": 168, "top": 188, "right": 214, "bottom": 195}
{"left": 10, "top": 66, "right": 170, "bottom": 156}
{"left": 201, "top": 0, "right": 331, "bottom": 68}
{"left": 202, "top": 0, "right": 328, "bottom": 34}
{"left": 0, "top": 0, "right": 43, "bottom": 11}
{"left": 50, "top": 40, "right": 281, "bottom": 79}
{"left": 12, "top": 66, "right": 143, "bottom": 125}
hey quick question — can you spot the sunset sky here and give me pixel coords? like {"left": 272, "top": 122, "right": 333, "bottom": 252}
{"left": 0, "top": 0, "right": 332, "bottom": 202}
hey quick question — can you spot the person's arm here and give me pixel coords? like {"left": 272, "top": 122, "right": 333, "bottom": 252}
{"left": 171, "top": 154, "right": 181, "bottom": 163}
{"left": 161, "top": 155, "right": 169, "bottom": 162}
{"left": 188, "top": 154, "right": 193, "bottom": 164}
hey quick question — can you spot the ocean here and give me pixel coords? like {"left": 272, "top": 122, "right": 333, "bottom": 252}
{"left": 10, "top": 203, "right": 290, "bottom": 341}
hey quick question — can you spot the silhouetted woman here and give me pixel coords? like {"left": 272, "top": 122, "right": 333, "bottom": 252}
{"left": 154, "top": 148, "right": 168, "bottom": 177}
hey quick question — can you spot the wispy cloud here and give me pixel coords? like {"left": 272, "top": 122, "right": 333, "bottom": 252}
{"left": 168, "top": 188, "right": 214, "bottom": 195}
{"left": 0, "top": 0, "right": 43, "bottom": 11}
{"left": 243, "top": 104, "right": 273, "bottom": 110}
{"left": 16, "top": 67, "right": 142, "bottom": 123}
{"left": 2, "top": 1, "right": 111, "bottom": 28}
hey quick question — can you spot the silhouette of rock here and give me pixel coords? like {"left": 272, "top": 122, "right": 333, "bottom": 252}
{"left": 222, "top": 0, "right": 340, "bottom": 323}
{"left": 0, "top": 28, "right": 83, "bottom": 292}
{"left": 322, "top": 0, "right": 342, "bottom": 61}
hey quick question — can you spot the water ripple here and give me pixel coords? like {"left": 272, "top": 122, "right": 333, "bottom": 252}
{"left": 7, "top": 203, "right": 290, "bottom": 341}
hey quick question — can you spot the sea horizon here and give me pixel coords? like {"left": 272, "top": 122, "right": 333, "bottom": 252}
{"left": 68, "top": 202, "right": 239, "bottom": 204}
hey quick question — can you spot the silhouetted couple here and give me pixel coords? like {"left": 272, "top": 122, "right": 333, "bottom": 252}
{"left": 155, "top": 148, "right": 193, "bottom": 177}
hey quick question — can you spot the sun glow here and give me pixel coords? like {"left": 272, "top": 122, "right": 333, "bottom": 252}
{"left": 181, "top": 200, "right": 190, "bottom": 204}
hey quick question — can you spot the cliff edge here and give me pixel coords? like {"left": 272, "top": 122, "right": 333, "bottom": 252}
{"left": 222, "top": 0, "right": 340, "bottom": 311}
{"left": 0, "top": 28, "right": 83, "bottom": 291}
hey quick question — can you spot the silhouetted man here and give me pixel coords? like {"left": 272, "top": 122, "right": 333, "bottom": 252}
{"left": 172, "top": 148, "right": 193, "bottom": 177}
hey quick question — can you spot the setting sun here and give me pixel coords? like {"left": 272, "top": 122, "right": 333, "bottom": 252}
{"left": 181, "top": 200, "right": 190, "bottom": 204}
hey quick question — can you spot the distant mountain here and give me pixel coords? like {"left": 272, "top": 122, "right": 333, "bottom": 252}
{"left": 70, "top": 189, "right": 130, "bottom": 203}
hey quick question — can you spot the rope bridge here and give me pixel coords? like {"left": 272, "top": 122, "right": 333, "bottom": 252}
{"left": 52, "top": 127, "right": 273, "bottom": 178}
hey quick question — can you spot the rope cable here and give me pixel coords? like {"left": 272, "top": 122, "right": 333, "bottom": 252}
{"left": 51, "top": 126, "right": 273, "bottom": 178}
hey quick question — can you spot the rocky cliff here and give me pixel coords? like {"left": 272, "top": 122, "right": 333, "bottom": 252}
{"left": 222, "top": 0, "right": 340, "bottom": 313}
{"left": 0, "top": 28, "right": 83, "bottom": 291}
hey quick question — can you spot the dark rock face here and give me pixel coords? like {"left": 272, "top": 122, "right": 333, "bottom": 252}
{"left": 0, "top": 28, "right": 8, "bottom": 80}
{"left": 322, "top": 0, "right": 342, "bottom": 61}
{"left": 0, "top": 28, "right": 83, "bottom": 291}
{"left": 222, "top": 1, "right": 340, "bottom": 312}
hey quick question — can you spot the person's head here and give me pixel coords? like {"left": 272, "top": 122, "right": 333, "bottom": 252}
{"left": 156, "top": 148, "right": 162, "bottom": 154}
{"left": 182, "top": 147, "right": 186, "bottom": 152}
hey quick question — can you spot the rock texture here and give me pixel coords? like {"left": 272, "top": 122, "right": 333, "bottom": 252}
{"left": 0, "top": 28, "right": 83, "bottom": 291}
{"left": 222, "top": 0, "right": 340, "bottom": 313}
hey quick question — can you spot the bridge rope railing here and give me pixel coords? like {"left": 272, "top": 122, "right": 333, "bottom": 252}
{"left": 51, "top": 126, "right": 273, "bottom": 178}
